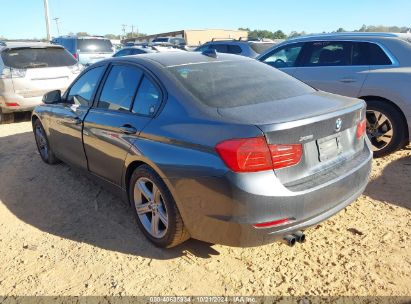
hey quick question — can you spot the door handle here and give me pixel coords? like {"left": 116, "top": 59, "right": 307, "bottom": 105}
{"left": 339, "top": 78, "right": 356, "bottom": 83}
{"left": 63, "top": 116, "right": 82, "bottom": 125}
{"left": 119, "top": 124, "right": 137, "bottom": 135}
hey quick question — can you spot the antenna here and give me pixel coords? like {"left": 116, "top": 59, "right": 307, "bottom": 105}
{"left": 53, "top": 17, "right": 60, "bottom": 36}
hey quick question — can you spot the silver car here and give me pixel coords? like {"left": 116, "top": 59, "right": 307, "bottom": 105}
{"left": 258, "top": 32, "right": 411, "bottom": 156}
{"left": 0, "top": 42, "right": 82, "bottom": 122}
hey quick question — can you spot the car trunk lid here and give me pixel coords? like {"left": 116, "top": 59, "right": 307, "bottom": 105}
{"left": 217, "top": 91, "right": 366, "bottom": 186}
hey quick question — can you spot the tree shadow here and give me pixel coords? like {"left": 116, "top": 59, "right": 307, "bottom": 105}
{"left": 364, "top": 153, "right": 411, "bottom": 210}
{"left": 0, "top": 131, "right": 219, "bottom": 260}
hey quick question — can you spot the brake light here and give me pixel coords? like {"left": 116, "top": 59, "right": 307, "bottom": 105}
{"left": 356, "top": 119, "right": 366, "bottom": 139}
{"left": 253, "top": 218, "right": 290, "bottom": 229}
{"left": 73, "top": 52, "right": 78, "bottom": 60}
{"left": 215, "top": 137, "right": 272, "bottom": 172}
{"left": 216, "top": 137, "right": 303, "bottom": 172}
{"left": 269, "top": 144, "right": 303, "bottom": 170}
{"left": 5, "top": 102, "right": 19, "bottom": 107}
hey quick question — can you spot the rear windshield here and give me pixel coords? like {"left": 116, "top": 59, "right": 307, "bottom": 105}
{"left": 1, "top": 47, "right": 77, "bottom": 69}
{"left": 168, "top": 60, "right": 314, "bottom": 108}
{"left": 152, "top": 38, "right": 169, "bottom": 43}
{"left": 77, "top": 39, "right": 113, "bottom": 53}
{"left": 249, "top": 42, "right": 275, "bottom": 54}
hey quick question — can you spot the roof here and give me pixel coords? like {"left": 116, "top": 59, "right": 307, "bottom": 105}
{"left": 0, "top": 42, "right": 63, "bottom": 50}
{"left": 287, "top": 32, "right": 411, "bottom": 42}
{"left": 115, "top": 51, "right": 250, "bottom": 67}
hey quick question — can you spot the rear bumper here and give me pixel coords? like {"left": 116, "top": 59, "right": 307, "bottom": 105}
{"left": 169, "top": 142, "right": 372, "bottom": 247}
{"left": 0, "top": 94, "right": 43, "bottom": 113}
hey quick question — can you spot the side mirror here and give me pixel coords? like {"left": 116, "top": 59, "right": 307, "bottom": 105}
{"left": 43, "top": 90, "right": 62, "bottom": 104}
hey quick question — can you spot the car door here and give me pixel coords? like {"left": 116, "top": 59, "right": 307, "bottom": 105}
{"left": 293, "top": 41, "right": 369, "bottom": 97}
{"left": 83, "top": 63, "right": 162, "bottom": 185}
{"left": 259, "top": 42, "right": 304, "bottom": 77}
{"left": 49, "top": 64, "right": 107, "bottom": 169}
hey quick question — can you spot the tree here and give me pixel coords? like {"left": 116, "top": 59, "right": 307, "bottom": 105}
{"left": 104, "top": 34, "right": 121, "bottom": 40}
{"left": 336, "top": 27, "right": 346, "bottom": 32}
{"left": 273, "top": 30, "right": 287, "bottom": 39}
{"left": 76, "top": 32, "right": 89, "bottom": 37}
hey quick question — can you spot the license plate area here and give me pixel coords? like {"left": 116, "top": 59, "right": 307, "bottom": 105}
{"left": 316, "top": 133, "right": 343, "bottom": 162}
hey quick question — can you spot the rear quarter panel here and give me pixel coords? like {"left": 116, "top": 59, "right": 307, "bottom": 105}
{"left": 359, "top": 67, "right": 411, "bottom": 138}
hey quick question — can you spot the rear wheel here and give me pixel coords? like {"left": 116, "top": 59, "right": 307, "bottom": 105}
{"left": 33, "top": 119, "right": 59, "bottom": 164}
{"left": 366, "top": 99, "right": 406, "bottom": 157}
{"left": 129, "top": 165, "right": 190, "bottom": 248}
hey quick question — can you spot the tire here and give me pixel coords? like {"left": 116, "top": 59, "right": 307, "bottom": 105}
{"left": 365, "top": 99, "right": 406, "bottom": 158}
{"left": 33, "top": 119, "right": 59, "bottom": 165}
{"left": 129, "top": 165, "right": 190, "bottom": 248}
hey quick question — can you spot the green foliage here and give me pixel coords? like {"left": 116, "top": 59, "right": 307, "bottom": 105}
{"left": 76, "top": 32, "right": 89, "bottom": 37}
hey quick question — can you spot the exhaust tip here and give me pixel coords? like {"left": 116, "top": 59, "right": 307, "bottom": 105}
{"left": 283, "top": 235, "right": 296, "bottom": 247}
{"left": 293, "top": 231, "right": 306, "bottom": 243}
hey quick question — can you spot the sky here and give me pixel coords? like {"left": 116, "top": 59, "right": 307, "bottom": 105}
{"left": 1, "top": 0, "right": 410, "bottom": 39}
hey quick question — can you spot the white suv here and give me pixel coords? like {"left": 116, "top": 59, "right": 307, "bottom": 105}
{"left": 0, "top": 42, "right": 82, "bottom": 122}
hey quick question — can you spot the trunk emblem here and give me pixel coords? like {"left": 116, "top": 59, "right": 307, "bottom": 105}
{"left": 335, "top": 118, "right": 343, "bottom": 132}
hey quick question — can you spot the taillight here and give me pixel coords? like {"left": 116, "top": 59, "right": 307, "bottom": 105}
{"left": 73, "top": 52, "right": 78, "bottom": 60}
{"left": 215, "top": 137, "right": 272, "bottom": 172}
{"left": 356, "top": 119, "right": 366, "bottom": 139}
{"left": 5, "top": 102, "right": 19, "bottom": 107}
{"left": 216, "top": 137, "right": 303, "bottom": 172}
{"left": 269, "top": 144, "right": 303, "bottom": 170}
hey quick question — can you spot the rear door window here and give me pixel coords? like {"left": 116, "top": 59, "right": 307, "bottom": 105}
{"left": 77, "top": 39, "right": 113, "bottom": 53}
{"left": 1, "top": 47, "right": 77, "bottom": 69}
{"left": 208, "top": 44, "right": 228, "bottom": 53}
{"left": 260, "top": 43, "right": 304, "bottom": 68}
{"left": 132, "top": 76, "right": 161, "bottom": 116}
{"left": 66, "top": 66, "right": 106, "bottom": 106}
{"left": 352, "top": 42, "right": 392, "bottom": 65}
{"left": 97, "top": 65, "right": 143, "bottom": 111}
{"left": 227, "top": 45, "right": 243, "bottom": 54}
{"left": 301, "top": 41, "right": 352, "bottom": 66}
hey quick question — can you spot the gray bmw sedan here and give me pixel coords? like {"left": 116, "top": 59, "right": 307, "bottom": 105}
{"left": 32, "top": 51, "right": 372, "bottom": 248}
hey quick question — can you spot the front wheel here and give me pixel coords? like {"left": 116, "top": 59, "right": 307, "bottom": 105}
{"left": 33, "top": 119, "right": 59, "bottom": 164}
{"left": 366, "top": 100, "right": 406, "bottom": 158}
{"left": 129, "top": 165, "right": 190, "bottom": 248}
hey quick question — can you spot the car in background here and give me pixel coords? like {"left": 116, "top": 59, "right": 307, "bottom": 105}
{"left": 32, "top": 52, "right": 371, "bottom": 248}
{"left": 113, "top": 45, "right": 185, "bottom": 57}
{"left": 0, "top": 41, "right": 6, "bottom": 47}
{"left": 151, "top": 36, "right": 186, "bottom": 47}
{"left": 195, "top": 38, "right": 279, "bottom": 58}
{"left": 258, "top": 32, "right": 411, "bottom": 157}
{"left": 0, "top": 42, "right": 82, "bottom": 122}
{"left": 51, "top": 36, "right": 114, "bottom": 66}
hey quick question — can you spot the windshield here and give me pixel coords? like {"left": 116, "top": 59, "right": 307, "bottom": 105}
{"left": 1, "top": 47, "right": 77, "bottom": 69}
{"left": 168, "top": 60, "right": 314, "bottom": 108}
{"left": 77, "top": 39, "right": 113, "bottom": 53}
{"left": 250, "top": 43, "right": 275, "bottom": 54}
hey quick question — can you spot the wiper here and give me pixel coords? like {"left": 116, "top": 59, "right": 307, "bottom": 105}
{"left": 22, "top": 63, "right": 48, "bottom": 68}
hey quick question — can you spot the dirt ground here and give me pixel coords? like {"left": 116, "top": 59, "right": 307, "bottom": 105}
{"left": 0, "top": 121, "right": 410, "bottom": 296}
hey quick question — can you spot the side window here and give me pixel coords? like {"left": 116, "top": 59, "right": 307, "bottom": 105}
{"left": 261, "top": 43, "right": 303, "bottom": 68}
{"left": 352, "top": 42, "right": 392, "bottom": 65}
{"left": 209, "top": 44, "right": 228, "bottom": 53}
{"left": 303, "top": 41, "right": 351, "bottom": 66}
{"left": 129, "top": 49, "right": 145, "bottom": 55}
{"left": 66, "top": 66, "right": 105, "bottom": 106}
{"left": 97, "top": 65, "right": 143, "bottom": 111}
{"left": 132, "top": 76, "right": 161, "bottom": 116}
{"left": 114, "top": 49, "right": 131, "bottom": 57}
{"left": 227, "top": 45, "right": 242, "bottom": 54}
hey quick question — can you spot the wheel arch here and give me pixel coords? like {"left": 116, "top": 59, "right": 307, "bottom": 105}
{"left": 359, "top": 95, "right": 409, "bottom": 145}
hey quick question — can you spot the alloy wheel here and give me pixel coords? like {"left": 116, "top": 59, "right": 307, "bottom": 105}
{"left": 134, "top": 177, "right": 169, "bottom": 239}
{"left": 366, "top": 110, "right": 394, "bottom": 152}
